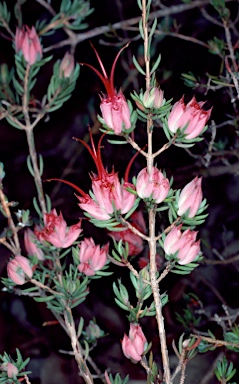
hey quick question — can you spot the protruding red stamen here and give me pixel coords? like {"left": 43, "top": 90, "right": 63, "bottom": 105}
{"left": 46, "top": 178, "right": 88, "bottom": 198}
{"left": 124, "top": 144, "right": 147, "bottom": 182}
{"left": 89, "top": 41, "right": 108, "bottom": 79}
{"left": 73, "top": 133, "right": 107, "bottom": 178}
{"left": 80, "top": 43, "right": 130, "bottom": 100}
{"left": 109, "top": 42, "right": 130, "bottom": 94}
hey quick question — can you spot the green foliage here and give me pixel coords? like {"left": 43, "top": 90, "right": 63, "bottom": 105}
{"left": 0, "top": 349, "right": 30, "bottom": 384}
{"left": 0, "top": 64, "right": 16, "bottom": 104}
{"left": 0, "top": 162, "right": 5, "bottom": 181}
{"left": 45, "top": 61, "right": 80, "bottom": 113}
{"left": 181, "top": 71, "right": 199, "bottom": 89}
{"left": 40, "top": 0, "right": 93, "bottom": 35}
{"left": 210, "top": 0, "right": 230, "bottom": 21}
{"left": 214, "top": 356, "right": 236, "bottom": 383}
{"left": 176, "top": 293, "right": 202, "bottom": 329}
{"left": 82, "top": 319, "right": 105, "bottom": 344}
{"left": 106, "top": 373, "right": 129, "bottom": 384}
{"left": 208, "top": 37, "right": 225, "bottom": 55}
{"left": 0, "top": 2, "right": 10, "bottom": 28}
{"left": 224, "top": 324, "right": 239, "bottom": 352}
{"left": 113, "top": 269, "right": 168, "bottom": 322}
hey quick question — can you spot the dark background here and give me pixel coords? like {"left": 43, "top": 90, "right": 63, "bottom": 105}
{"left": 0, "top": 0, "right": 239, "bottom": 383}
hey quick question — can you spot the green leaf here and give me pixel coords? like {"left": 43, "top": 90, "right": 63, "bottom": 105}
{"left": 132, "top": 55, "right": 146, "bottom": 76}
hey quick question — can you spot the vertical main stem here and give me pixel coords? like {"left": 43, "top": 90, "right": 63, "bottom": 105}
{"left": 25, "top": 128, "right": 47, "bottom": 214}
{"left": 23, "top": 64, "right": 47, "bottom": 215}
{"left": 142, "top": 0, "right": 171, "bottom": 382}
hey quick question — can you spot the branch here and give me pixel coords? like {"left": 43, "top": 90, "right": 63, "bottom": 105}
{"left": 44, "top": 0, "right": 236, "bottom": 52}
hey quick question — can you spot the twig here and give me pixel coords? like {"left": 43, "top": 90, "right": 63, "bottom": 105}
{"left": 0, "top": 188, "right": 21, "bottom": 254}
{"left": 121, "top": 217, "right": 149, "bottom": 241}
{"left": 44, "top": 0, "right": 234, "bottom": 52}
{"left": 191, "top": 333, "right": 239, "bottom": 348}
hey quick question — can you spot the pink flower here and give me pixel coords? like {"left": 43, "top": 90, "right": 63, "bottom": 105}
{"left": 60, "top": 52, "right": 75, "bottom": 78}
{"left": 7, "top": 255, "right": 33, "bottom": 285}
{"left": 168, "top": 96, "right": 212, "bottom": 139}
{"left": 35, "top": 209, "right": 82, "bottom": 248}
{"left": 136, "top": 167, "right": 170, "bottom": 203}
{"left": 24, "top": 228, "right": 45, "bottom": 260}
{"left": 15, "top": 26, "right": 42, "bottom": 65}
{"left": 122, "top": 323, "right": 147, "bottom": 362}
{"left": 82, "top": 44, "right": 131, "bottom": 134}
{"left": 164, "top": 225, "right": 200, "bottom": 265}
{"left": 0, "top": 362, "right": 19, "bottom": 378}
{"left": 78, "top": 238, "right": 108, "bottom": 276}
{"left": 109, "top": 211, "right": 146, "bottom": 256}
{"left": 177, "top": 176, "right": 203, "bottom": 218}
{"left": 50, "top": 133, "right": 136, "bottom": 221}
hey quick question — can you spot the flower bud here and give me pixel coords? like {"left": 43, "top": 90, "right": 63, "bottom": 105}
{"left": 15, "top": 26, "right": 42, "bottom": 65}
{"left": 122, "top": 323, "right": 147, "bottom": 362}
{"left": 177, "top": 176, "right": 203, "bottom": 218}
{"left": 60, "top": 52, "right": 75, "bottom": 78}
{"left": 168, "top": 96, "right": 212, "bottom": 140}
{"left": 0, "top": 362, "right": 18, "bottom": 378}
{"left": 136, "top": 167, "right": 170, "bottom": 203}
{"left": 143, "top": 87, "right": 164, "bottom": 109}
{"left": 24, "top": 228, "right": 45, "bottom": 260}
{"left": 164, "top": 225, "right": 200, "bottom": 265}
{"left": 78, "top": 238, "right": 108, "bottom": 276}
{"left": 7, "top": 255, "right": 33, "bottom": 285}
{"left": 85, "top": 320, "right": 103, "bottom": 340}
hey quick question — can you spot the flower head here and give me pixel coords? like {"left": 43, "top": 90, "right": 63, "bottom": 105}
{"left": 136, "top": 167, "right": 170, "bottom": 203}
{"left": 78, "top": 237, "right": 108, "bottom": 276}
{"left": 15, "top": 26, "right": 42, "bottom": 65}
{"left": 35, "top": 209, "right": 82, "bottom": 248}
{"left": 82, "top": 44, "right": 131, "bottom": 134}
{"left": 177, "top": 176, "right": 203, "bottom": 218}
{"left": 164, "top": 225, "right": 200, "bottom": 265}
{"left": 7, "top": 255, "right": 33, "bottom": 285}
{"left": 168, "top": 96, "right": 212, "bottom": 139}
{"left": 49, "top": 133, "right": 136, "bottom": 222}
{"left": 122, "top": 323, "right": 147, "bottom": 362}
